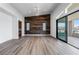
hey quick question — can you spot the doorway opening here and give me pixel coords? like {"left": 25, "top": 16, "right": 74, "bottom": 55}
{"left": 18, "top": 20, "right": 22, "bottom": 38}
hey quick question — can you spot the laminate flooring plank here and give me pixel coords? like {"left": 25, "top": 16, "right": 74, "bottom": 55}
{"left": 0, "top": 36, "right": 79, "bottom": 55}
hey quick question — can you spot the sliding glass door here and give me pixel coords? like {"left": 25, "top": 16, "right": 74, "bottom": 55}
{"left": 67, "top": 11, "right": 79, "bottom": 48}
{"left": 56, "top": 17, "right": 67, "bottom": 42}
{"left": 56, "top": 10, "right": 79, "bottom": 49}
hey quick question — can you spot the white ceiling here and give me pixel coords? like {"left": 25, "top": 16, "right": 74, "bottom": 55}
{"left": 10, "top": 3, "right": 59, "bottom": 17}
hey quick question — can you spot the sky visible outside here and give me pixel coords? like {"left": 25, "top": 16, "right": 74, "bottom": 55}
{"left": 74, "top": 19, "right": 79, "bottom": 27}
{"left": 58, "top": 19, "right": 79, "bottom": 28}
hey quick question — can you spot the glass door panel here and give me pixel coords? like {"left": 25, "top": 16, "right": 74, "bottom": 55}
{"left": 68, "top": 11, "right": 79, "bottom": 48}
{"left": 57, "top": 17, "right": 67, "bottom": 42}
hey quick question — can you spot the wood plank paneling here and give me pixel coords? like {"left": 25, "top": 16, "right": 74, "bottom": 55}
{"left": 25, "top": 14, "right": 50, "bottom": 34}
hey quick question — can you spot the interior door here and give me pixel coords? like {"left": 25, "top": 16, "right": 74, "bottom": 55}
{"left": 18, "top": 21, "right": 22, "bottom": 38}
{"left": 56, "top": 17, "right": 67, "bottom": 42}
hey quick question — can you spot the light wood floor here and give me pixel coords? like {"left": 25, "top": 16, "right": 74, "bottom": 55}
{"left": 0, "top": 36, "right": 79, "bottom": 55}
{"left": 68, "top": 36, "right": 79, "bottom": 49}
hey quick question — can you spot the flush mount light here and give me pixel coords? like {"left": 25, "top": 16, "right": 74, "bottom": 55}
{"left": 34, "top": 7, "right": 40, "bottom": 16}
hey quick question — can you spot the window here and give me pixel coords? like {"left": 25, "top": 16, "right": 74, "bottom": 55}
{"left": 43, "top": 23, "right": 46, "bottom": 31}
{"left": 26, "top": 23, "right": 30, "bottom": 31}
{"left": 72, "top": 19, "right": 79, "bottom": 34}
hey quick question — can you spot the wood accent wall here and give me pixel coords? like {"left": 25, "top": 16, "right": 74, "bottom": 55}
{"left": 25, "top": 14, "right": 50, "bottom": 34}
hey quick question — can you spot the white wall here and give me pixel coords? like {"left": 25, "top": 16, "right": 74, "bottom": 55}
{"left": 50, "top": 3, "right": 69, "bottom": 38}
{"left": 0, "top": 11, "right": 21, "bottom": 43}
{"left": 0, "top": 12, "right": 13, "bottom": 43}
{"left": 12, "top": 16, "right": 19, "bottom": 39}
{"left": 0, "top": 3, "right": 24, "bottom": 43}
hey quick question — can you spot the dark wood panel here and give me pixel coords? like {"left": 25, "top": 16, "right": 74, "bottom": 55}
{"left": 25, "top": 14, "right": 50, "bottom": 34}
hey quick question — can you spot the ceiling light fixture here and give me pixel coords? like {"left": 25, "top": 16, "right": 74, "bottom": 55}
{"left": 34, "top": 7, "right": 40, "bottom": 16}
